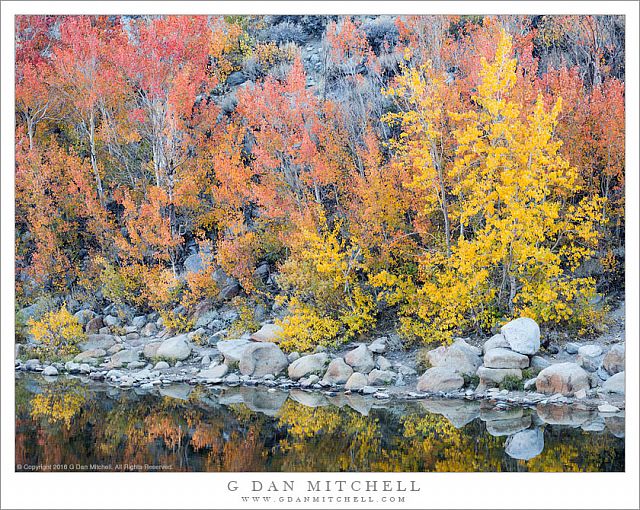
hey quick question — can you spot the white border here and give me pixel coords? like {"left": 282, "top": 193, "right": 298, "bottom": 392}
{"left": 1, "top": 2, "right": 638, "bottom": 509}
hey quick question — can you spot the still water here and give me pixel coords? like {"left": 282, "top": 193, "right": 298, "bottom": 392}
{"left": 15, "top": 375, "right": 624, "bottom": 472}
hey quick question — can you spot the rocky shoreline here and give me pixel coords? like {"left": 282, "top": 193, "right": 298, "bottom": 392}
{"left": 15, "top": 303, "right": 626, "bottom": 416}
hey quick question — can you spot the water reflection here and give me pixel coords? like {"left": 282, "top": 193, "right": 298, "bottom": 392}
{"left": 15, "top": 375, "right": 624, "bottom": 472}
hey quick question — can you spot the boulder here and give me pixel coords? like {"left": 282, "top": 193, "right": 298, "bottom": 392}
{"left": 505, "top": 428, "right": 544, "bottom": 460}
{"left": 426, "top": 341, "right": 482, "bottom": 376}
{"left": 132, "top": 315, "right": 147, "bottom": 329}
{"left": 288, "top": 352, "right": 328, "bottom": 380}
{"left": 73, "top": 348, "right": 106, "bottom": 363}
{"left": 603, "top": 344, "right": 625, "bottom": 375}
{"left": 376, "top": 356, "right": 392, "bottom": 371}
{"left": 42, "top": 366, "right": 58, "bottom": 376}
{"left": 483, "top": 333, "right": 509, "bottom": 353}
{"left": 578, "top": 344, "right": 603, "bottom": 357}
{"left": 477, "top": 367, "right": 522, "bottom": 386}
{"left": 79, "top": 334, "right": 116, "bottom": 351}
{"left": 344, "top": 344, "right": 375, "bottom": 374}
{"left": 250, "top": 323, "right": 284, "bottom": 343}
{"left": 109, "top": 349, "right": 140, "bottom": 368}
{"left": 565, "top": 342, "right": 579, "bottom": 354}
{"left": 219, "top": 282, "right": 241, "bottom": 301}
{"left": 141, "top": 322, "right": 158, "bottom": 337}
{"left": 154, "top": 361, "right": 170, "bottom": 370}
{"left": 417, "top": 367, "right": 464, "bottom": 392}
{"left": 322, "top": 357, "right": 353, "bottom": 384}
{"left": 367, "top": 369, "right": 395, "bottom": 386}
{"left": 535, "top": 362, "right": 589, "bottom": 395}
{"left": 239, "top": 343, "right": 288, "bottom": 377}
{"left": 368, "top": 337, "right": 387, "bottom": 353}
{"left": 64, "top": 361, "right": 80, "bottom": 373}
{"left": 199, "top": 364, "right": 229, "bottom": 379}
{"left": 156, "top": 334, "right": 192, "bottom": 361}
{"left": 103, "top": 315, "right": 120, "bottom": 327}
{"left": 74, "top": 309, "right": 96, "bottom": 325}
{"left": 345, "top": 372, "right": 368, "bottom": 391}
{"left": 602, "top": 371, "right": 624, "bottom": 394}
{"left": 483, "top": 348, "right": 530, "bottom": 369}
{"left": 85, "top": 316, "right": 104, "bottom": 333}
{"left": 530, "top": 356, "right": 551, "bottom": 371}
{"left": 183, "top": 253, "right": 204, "bottom": 274}
{"left": 143, "top": 342, "right": 162, "bottom": 359}
{"left": 500, "top": 317, "right": 540, "bottom": 355}
{"left": 217, "top": 339, "right": 253, "bottom": 364}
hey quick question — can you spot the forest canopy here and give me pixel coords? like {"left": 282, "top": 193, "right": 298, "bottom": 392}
{"left": 15, "top": 15, "right": 625, "bottom": 350}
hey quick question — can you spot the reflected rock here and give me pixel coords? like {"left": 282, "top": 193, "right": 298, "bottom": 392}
{"left": 486, "top": 415, "right": 531, "bottom": 437}
{"left": 536, "top": 403, "right": 594, "bottom": 427}
{"left": 605, "top": 416, "right": 625, "bottom": 438}
{"left": 581, "top": 417, "right": 606, "bottom": 432}
{"left": 289, "top": 389, "right": 329, "bottom": 408}
{"left": 505, "top": 428, "right": 544, "bottom": 460}
{"left": 420, "top": 399, "right": 481, "bottom": 428}
{"left": 239, "top": 386, "right": 288, "bottom": 417}
{"left": 345, "top": 393, "right": 373, "bottom": 416}
{"left": 159, "top": 383, "right": 192, "bottom": 401}
{"left": 480, "top": 405, "right": 523, "bottom": 422}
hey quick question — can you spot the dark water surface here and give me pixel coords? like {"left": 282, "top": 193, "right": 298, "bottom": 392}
{"left": 15, "top": 375, "right": 624, "bottom": 472}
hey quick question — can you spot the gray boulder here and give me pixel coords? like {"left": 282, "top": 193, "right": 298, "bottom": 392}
{"left": 74, "top": 348, "right": 106, "bottom": 363}
{"left": 344, "top": 344, "right": 375, "bottom": 374}
{"left": 484, "top": 348, "right": 530, "bottom": 369}
{"left": 505, "top": 428, "right": 544, "bottom": 460}
{"left": 426, "top": 340, "right": 482, "bottom": 376}
{"left": 603, "top": 344, "right": 625, "bottom": 375}
{"left": 368, "top": 337, "right": 387, "bottom": 353}
{"left": 288, "top": 352, "right": 328, "bottom": 380}
{"left": 376, "top": 355, "right": 392, "bottom": 371}
{"left": 156, "top": 334, "right": 191, "bottom": 361}
{"left": 530, "top": 356, "right": 551, "bottom": 370}
{"left": 42, "top": 366, "right": 58, "bottom": 376}
{"left": 85, "top": 316, "right": 104, "bottom": 333}
{"left": 483, "top": 333, "right": 509, "bottom": 353}
{"left": 239, "top": 343, "right": 288, "bottom": 377}
{"left": 217, "top": 339, "right": 253, "bottom": 364}
{"left": 602, "top": 371, "right": 624, "bottom": 394}
{"left": 345, "top": 372, "right": 368, "bottom": 391}
{"left": 535, "top": 362, "right": 589, "bottom": 395}
{"left": 367, "top": 369, "right": 395, "bottom": 386}
{"left": 565, "top": 342, "right": 579, "bottom": 354}
{"left": 199, "top": 364, "right": 229, "bottom": 379}
{"left": 250, "top": 323, "right": 284, "bottom": 343}
{"left": 80, "top": 334, "right": 116, "bottom": 351}
{"left": 103, "top": 315, "right": 120, "bottom": 327}
{"left": 154, "top": 361, "right": 170, "bottom": 370}
{"left": 141, "top": 322, "right": 158, "bottom": 337}
{"left": 109, "top": 349, "right": 141, "bottom": 368}
{"left": 183, "top": 253, "right": 204, "bottom": 274}
{"left": 417, "top": 367, "right": 464, "bottom": 392}
{"left": 322, "top": 357, "right": 353, "bottom": 384}
{"left": 501, "top": 317, "right": 540, "bottom": 355}
{"left": 74, "top": 309, "right": 96, "bottom": 325}
{"left": 143, "top": 342, "right": 162, "bottom": 359}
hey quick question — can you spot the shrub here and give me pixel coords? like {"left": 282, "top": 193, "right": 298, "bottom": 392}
{"left": 28, "top": 304, "right": 85, "bottom": 359}
{"left": 499, "top": 375, "right": 525, "bottom": 392}
{"left": 160, "top": 310, "right": 195, "bottom": 334}
{"left": 228, "top": 296, "right": 261, "bottom": 337}
{"left": 258, "top": 21, "right": 306, "bottom": 45}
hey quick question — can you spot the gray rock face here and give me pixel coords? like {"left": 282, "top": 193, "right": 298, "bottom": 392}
{"left": 602, "top": 371, "right": 624, "bottom": 394}
{"left": 417, "top": 367, "right": 464, "bottom": 392}
{"left": 42, "top": 366, "right": 58, "bottom": 376}
{"left": 367, "top": 369, "right": 395, "bottom": 386}
{"left": 143, "top": 342, "right": 162, "bottom": 359}
{"left": 199, "top": 364, "right": 229, "bottom": 379}
{"left": 288, "top": 352, "right": 328, "bottom": 380}
{"left": 322, "top": 357, "right": 353, "bottom": 384}
{"left": 501, "top": 317, "right": 540, "bottom": 355}
{"left": 344, "top": 344, "right": 375, "bottom": 374}
{"left": 73, "top": 349, "right": 106, "bottom": 363}
{"left": 505, "top": 428, "right": 544, "bottom": 460}
{"left": 484, "top": 348, "right": 530, "bottom": 369}
{"left": 483, "top": 333, "right": 509, "bottom": 353}
{"left": 132, "top": 315, "right": 147, "bottom": 329}
{"left": 217, "top": 339, "right": 253, "bottom": 364}
{"left": 376, "top": 355, "right": 392, "bottom": 371}
{"left": 109, "top": 349, "right": 141, "bottom": 368}
{"left": 426, "top": 341, "right": 482, "bottom": 376}
{"left": 603, "top": 344, "right": 625, "bottom": 375}
{"left": 345, "top": 372, "right": 368, "bottom": 391}
{"left": 250, "top": 323, "right": 284, "bottom": 343}
{"left": 565, "top": 342, "right": 579, "bottom": 354}
{"left": 535, "top": 362, "right": 589, "bottom": 395}
{"left": 103, "top": 315, "right": 120, "bottom": 327}
{"left": 477, "top": 367, "right": 522, "bottom": 386}
{"left": 183, "top": 253, "right": 204, "bottom": 274}
{"left": 368, "top": 337, "right": 387, "bottom": 353}
{"left": 80, "top": 334, "right": 116, "bottom": 351}
{"left": 156, "top": 334, "right": 192, "bottom": 361}
{"left": 530, "top": 356, "right": 551, "bottom": 370}
{"left": 239, "top": 343, "right": 288, "bottom": 377}
{"left": 578, "top": 344, "right": 603, "bottom": 357}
